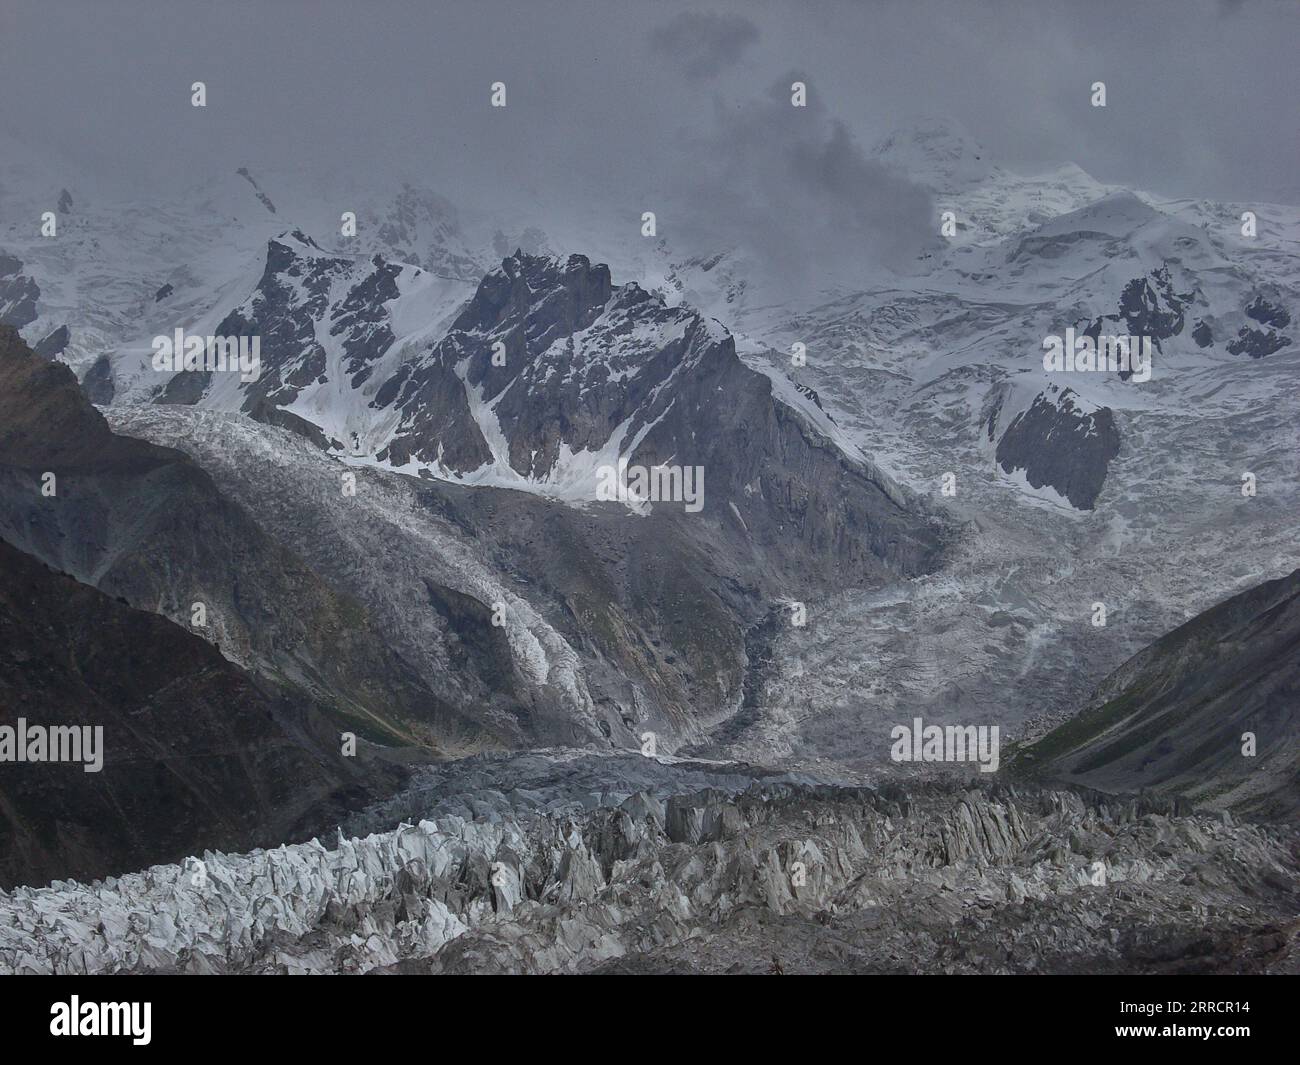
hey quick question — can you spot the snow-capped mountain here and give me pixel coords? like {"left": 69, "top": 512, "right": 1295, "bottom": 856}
{"left": 128, "top": 236, "right": 945, "bottom": 581}
{"left": 0, "top": 146, "right": 487, "bottom": 387}
{"left": 649, "top": 121, "right": 1298, "bottom": 771}
{"left": 2, "top": 118, "right": 1296, "bottom": 780}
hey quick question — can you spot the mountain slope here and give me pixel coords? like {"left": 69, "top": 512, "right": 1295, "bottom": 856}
{"left": 0, "top": 534, "right": 407, "bottom": 889}
{"left": 1012, "top": 568, "right": 1300, "bottom": 817}
{"left": 4, "top": 124, "right": 1295, "bottom": 788}
{"left": 86, "top": 243, "right": 952, "bottom": 755}
{"left": 0, "top": 325, "right": 521, "bottom": 754}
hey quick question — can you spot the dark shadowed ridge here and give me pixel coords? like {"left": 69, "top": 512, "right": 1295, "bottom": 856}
{"left": 1012, "top": 569, "right": 1300, "bottom": 819}
{"left": 0, "top": 324, "right": 509, "bottom": 759}
{"left": 0, "top": 529, "right": 409, "bottom": 890}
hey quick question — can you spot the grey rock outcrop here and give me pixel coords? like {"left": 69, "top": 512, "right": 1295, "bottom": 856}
{"left": 0, "top": 253, "right": 39, "bottom": 329}
{"left": 992, "top": 385, "right": 1120, "bottom": 510}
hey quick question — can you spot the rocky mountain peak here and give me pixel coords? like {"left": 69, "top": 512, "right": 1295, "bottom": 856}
{"left": 453, "top": 251, "right": 613, "bottom": 340}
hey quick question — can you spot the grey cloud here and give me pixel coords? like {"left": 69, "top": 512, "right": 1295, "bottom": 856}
{"left": 668, "top": 75, "right": 934, "bottom": 294}
{"left": 649, "top": 11, "right": 760, "bottom": 79}
{"left": 0, "top": 0, "right": 1294, "bottom": 255}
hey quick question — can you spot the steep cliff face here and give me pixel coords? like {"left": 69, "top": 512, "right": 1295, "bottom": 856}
{"left": 380, "top": 252, "right": 616, "bottom": 473}
{"left": 1114, "top": 266, "right": 1195, "bottom": 354}
{"left": 0, "top": 535, "right": 407, "bottom": 890}
{"left": 1226, "top": 294, "right": 1292, "bottom": 357}
{"left": 989, "top": 384, "right": 1121, "bottom": 510}
{"left": 1013, "top": 569, "right": 1300, "bottom": 818}
{"left": 0, "top": 253, "right": 39, "bottom": 330}
{"left": 374, "top": 252, "right": 946, "bottom": 584}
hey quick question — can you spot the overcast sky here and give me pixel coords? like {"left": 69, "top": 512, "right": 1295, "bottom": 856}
{"left": 2, "top": 0, "right": 1296, "bottom": 256}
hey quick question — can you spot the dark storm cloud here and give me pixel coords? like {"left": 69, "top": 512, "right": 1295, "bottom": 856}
{"left": 648, "top": 11, "right": 760, "bottom": 79}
